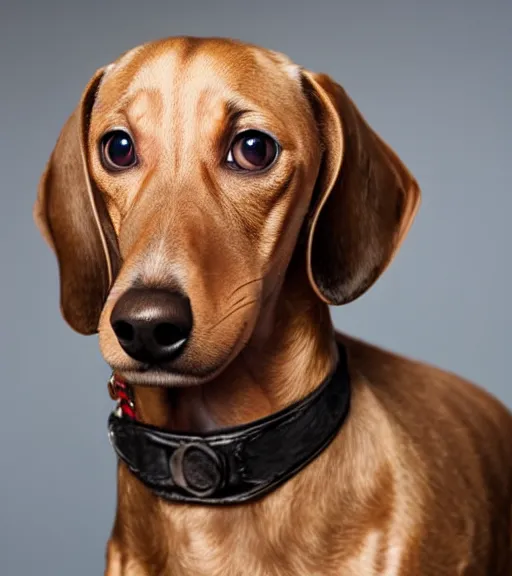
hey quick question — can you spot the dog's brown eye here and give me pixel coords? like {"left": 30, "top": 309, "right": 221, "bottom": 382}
{"left": 227, "top": 130, "right": 278, "bottom": 171}
{"left": 101, "top": 130, "right": 137, "bottom": 170}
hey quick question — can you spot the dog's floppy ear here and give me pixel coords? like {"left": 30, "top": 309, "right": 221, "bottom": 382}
{"left": 33, "top": 67, "right": 119, "bottom": 334}
{"left": 301, "top": 71, "right": 421, "bottom": 305}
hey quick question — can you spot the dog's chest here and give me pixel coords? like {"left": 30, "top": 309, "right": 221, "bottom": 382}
{"left": 155, "top": 509, "right": 408, "bottom": 576}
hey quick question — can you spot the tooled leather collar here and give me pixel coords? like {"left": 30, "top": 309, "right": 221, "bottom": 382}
{"left": 107, "top": 343, "right": 351, "bottom": 505}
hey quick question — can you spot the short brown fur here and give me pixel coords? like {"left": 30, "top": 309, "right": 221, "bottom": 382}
{"left": 34, "top": 37, "right": 512, "bottom": 575}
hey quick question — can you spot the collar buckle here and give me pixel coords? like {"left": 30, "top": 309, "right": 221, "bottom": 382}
{"left": 169, "top": 442, "right": 226, "bottom": 498}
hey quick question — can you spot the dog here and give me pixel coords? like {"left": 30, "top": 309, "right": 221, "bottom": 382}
{"left": 34, "top": 36, "right": 512, "bottom": 575}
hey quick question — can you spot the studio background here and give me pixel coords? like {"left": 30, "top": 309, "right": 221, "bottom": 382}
{"left": 1, "top": 1, "right": 510, "bottom": 574}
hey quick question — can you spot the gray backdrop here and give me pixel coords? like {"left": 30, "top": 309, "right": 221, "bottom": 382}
{"left": 1, "top": 0, "right": 510, "bottom": 574}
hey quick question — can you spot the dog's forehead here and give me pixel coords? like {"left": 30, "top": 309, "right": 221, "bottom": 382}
{"left": 95, "top": 38, "right": 304, "bottom": 116}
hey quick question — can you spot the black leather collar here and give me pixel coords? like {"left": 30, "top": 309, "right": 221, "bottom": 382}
{"left": 107, "top": 343, "right": 351, "bottom": 505}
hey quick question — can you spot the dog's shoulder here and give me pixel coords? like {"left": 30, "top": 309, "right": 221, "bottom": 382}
{"left": 336, "top": 334, "right": 512, "bottom": 568}
{"left": 337, "top": 331, "right": 512, "bottom": 484}
{"left": 338, "top": 332, "right": 511, "bottom": 428}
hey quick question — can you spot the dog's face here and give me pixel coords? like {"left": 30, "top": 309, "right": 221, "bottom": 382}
{"left": 91, "top": 39, "right": 321, "bottom": 385}
{"left": 34, "top": 37, "right": 420, "bottom": 386}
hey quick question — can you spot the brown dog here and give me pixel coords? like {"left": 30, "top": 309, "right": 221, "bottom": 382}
{"left": 34, "top": 37, "right": 512, "bottom": 575}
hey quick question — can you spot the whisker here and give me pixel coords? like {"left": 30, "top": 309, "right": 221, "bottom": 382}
{"left": 227, "top": 276, "right": 264, "bottom": 300}
{"left": 230, "top": 294, "right": 250, "bottom": 308}
{"left": 206, "top": 298, "right": 259, "bottom": 332}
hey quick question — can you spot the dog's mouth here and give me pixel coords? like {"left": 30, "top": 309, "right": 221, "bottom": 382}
{"left": 108, "top": 319, "right": 255, "bottom": 389}
{"left": 112, "top": 363, "right": 223, "bottom": 389}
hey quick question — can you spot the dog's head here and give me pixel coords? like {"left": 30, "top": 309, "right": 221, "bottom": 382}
{"left": 34, "top": 37, "right": 420, "bottom": 386}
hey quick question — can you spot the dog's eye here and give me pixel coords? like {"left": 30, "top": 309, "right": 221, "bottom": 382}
{"left": 226, "top": 130, "right": 279, "bottom": 172}
{"left": 101, "top": 130, "right": 137, "bottom": 170}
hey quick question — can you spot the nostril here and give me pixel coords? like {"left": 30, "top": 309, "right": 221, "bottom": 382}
{"left": 110, "top": 288, "right": 192, "bottom": 363}
{"left": 153, "top": 323, "right": 186, "bottom": 348}
{"left": 112, "top": 320, "right": 135, "bottom": 343}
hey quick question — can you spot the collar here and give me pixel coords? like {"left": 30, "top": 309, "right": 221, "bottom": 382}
{"left": 107, "top": 343, "right": 351, "bottom": 505}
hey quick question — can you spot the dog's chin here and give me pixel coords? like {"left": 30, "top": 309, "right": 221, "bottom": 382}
{"left": 110, "top": 339, "right": 247, "bottom": 388}
{"left": 115, "top": 366, "right": 220, "bottom": 388}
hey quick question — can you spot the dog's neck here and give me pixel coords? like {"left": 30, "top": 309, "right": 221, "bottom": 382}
{"left": 131, "top": 266, "right": 338, "bottom": 432}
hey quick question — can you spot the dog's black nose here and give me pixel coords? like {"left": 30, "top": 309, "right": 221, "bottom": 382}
{"left": 110, "top": 288, "right": 192, "bottom": 364}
